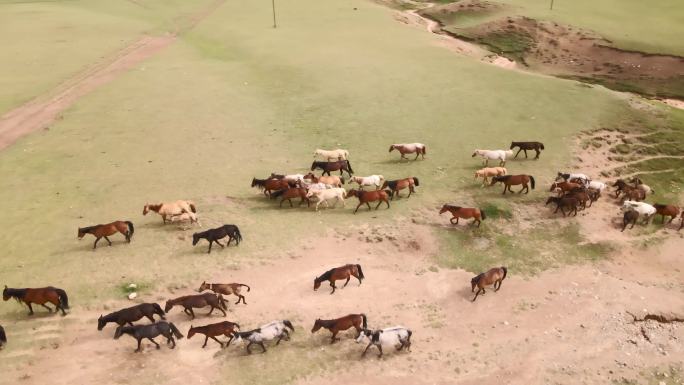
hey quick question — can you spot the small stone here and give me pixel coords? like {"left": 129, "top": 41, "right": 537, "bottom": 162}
{"left": 128, "top": 292, "right": 138, "bottom": 300}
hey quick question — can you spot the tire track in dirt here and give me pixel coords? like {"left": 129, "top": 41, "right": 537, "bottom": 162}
{"left": 0, "top": 0, "right": 226, "bottom": 151}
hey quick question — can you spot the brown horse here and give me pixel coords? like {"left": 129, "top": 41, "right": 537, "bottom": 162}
{"left": 565, "top": 188, "right": 592, "bottom": 209}
{"left": 490, "top": 175, "right": 535, "bottom": 194}
{"left": 439, "top": 205, "right": 486, "bottom": 227}
{"left": 3, "top": 286, "right": 69, "bottom": 316}
{"left": 346, "top": 189, "right": 390, "bottom": 214}
{"left": 545, "top": 196, "right": 579, "bottom": 217}
{"left": 381, "top": 177, "right": 419, "bottom": 200}
{"left": 314, "top": 264, "right": 365, "bottom": 294}
{"left": 311, "top": 314, "right": 367, "bottom": 344}
{"left": 653, "top": 204, "right": 680, "bottom": 224}
{"left": 198, "top": 282, "right": 251, "bottom": 305}
{"left": 164, "top": 293, "right": 227, "bottom": 319}
{"left": 471, "top": 267, "right": 507, "bottom": 302}
{"left": 188, "top": 321, "right": 240, "bottom": 348}
{"left": 550, "top": 181, "right": 581, "bottom": 196}
{"left": 251, "top": 177, "right": 291, "bottom": 197}
{"left": 271, "top": 187, "right": 310, "bottom": 208}
{"left": 78, "top": 221, "right": 134, "bottom": 249}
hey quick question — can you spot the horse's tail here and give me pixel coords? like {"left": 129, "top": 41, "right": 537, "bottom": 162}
{"left": 406, "top": 329, "right": 413, "bottom": 341}
{"left": 283, "top": 320, "right": 295, "bottom": 332}
{"left": 421, "top": 145, "right": 426, "bottom": 155}
{"left": 55, "top": 288, "right": 69, "bottom": 310}
{"left": 125, "top": 221, "right": 135, "bottom": 237}
{"left": 153, "top": 303, "right": 166, "bottom": 319}
{"left": 188, "top": 201, "right": 197, "bottom": 213}
{"left": 346, "top": 160, "right": 354, "bottom": 174}
{"left": 217, "top": 294, "right": 228, "bottom": 310}
{"left": 356, "top": 264, "right": 365, "bottom": 280}
{"left": 0, "top": 325, "right": 6, "bottom": 345}
{"left": 413, "top": 177, "right": 420, "bottom": 187}
{"left": 529, "top": 175, "right": 536, "bottom": 190}
{"left": 540, "top": 143, "right": 545, "bottom": 150}
{"left": 239, "top": 284, "right": 251, "bottom": 292}
{"left": 169, "top": 322, "right": 184, "bottom": 340}
{"left": 501, "top": 266, "right": 508, "bottom": 280}
{"left": 360, "top": 313, "right": 367, "bottom": 329}
{"left": 339, "top": 176, "right": 345, "bottom": 185}
{"left": 271, "top": 189, "right": 285, "bottom": 199}
{"left": 480, "top": 208, "right": 487, "bottom": 220}
{"left": 234, "top": 227, "right": 243, "bottom": 243}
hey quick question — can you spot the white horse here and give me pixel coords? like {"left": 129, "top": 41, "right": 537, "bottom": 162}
{"left": 169, "top": 212, "right": 201, "bottom": 227}
{"left": 472, "top": 149, "right": 514, "bottom": 166}
{"left": 587, "top": 180, "right": 606, "bottom": 192}
{"left": 349, "top": 175, "right": 385, "bottom": 190}
{"left": 283, "top": 174, "right": 307, "bottom": 183}
{"left": 314, "top": 149, "right": 349, "bottom": 161}
{"left": 622, "top": 201, "right": 656, "bottom": 223}
{"left": 306, "top": 188, "right": 346, "bottom": 211}
{"left": 355, "top": 326, "right": 412, "bottom": 357}
{"left": 232, "top": 320, "right": 294, "bottom": 354}
{"left": 302, "top": 182, "right": 335, "bottom": 191}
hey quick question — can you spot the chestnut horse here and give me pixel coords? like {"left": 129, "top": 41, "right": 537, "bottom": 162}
{"left": 490, "top": 175, "right": 535, "bottom": 194}
{"left": 251, "top": 178, "right": 291, "bottom": 197}
{"left": 311, "top": 160, "right": 354, "bottom": 177}
{"left": 314, "top": 264, "right": 365, "bottom": 294}
{"left": 3, "top": 286, "right": 69, "bottom": 316}
{"left": 271, "top": 187, "right": 310, "bottom": 208}
{"left": 471, "top": 266, "right": 507, "bottom": 302}
{"left": 164, "top": 293, "right": 227, "bottom": 319}
{"left": 188, "top": 321, "right": 240, "bottom": 348}
{"left": 389, "top": 143, "right": 426, "bottom": 160}
{"left": 346, "top": 189, "right": 390, "bottom": 214}
{"left": 78, "top": 221, "right": 134, "bottom": 249}
{"left": 550, "top": 181, "right": 581, "bottom": 196}
{"left": 381, "top": 177, "right": 419, "bottom": 200}
{"left": 439, "top": 205, "right": 486, "bottom": 227}
{"left": 198, "top": 282, "right": 251, "bottom": 305}
{"left": 311, "top": 314, "right": 367, "bottom": 344}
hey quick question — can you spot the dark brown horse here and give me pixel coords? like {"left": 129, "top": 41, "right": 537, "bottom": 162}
{"left": 0, "top": 324, "right": 5, "bottom": 349}
{"left": 314, "top": 264, "right": 365, "bottom": 294}
{"left": 510, "top": 141, "right": 544, "bottom": 159}
{"left": 78, "top": 221, "right": 134, "bottom": 249}
{"left": 164, "top": 293, "right": 227, "bottom": 319}
{"left": 198, "top": 282, "right": 251, "bottom": 305}
{"left": 346, "top": 189, "right": 390, "bottom": 214}
{"left": 251, "top": 178, "right": 291, "bottom": 197}
{"left": 311, "top": 160, "right": 354, "bottom": 177}
{"left": 622, "top": 210, "right": 639, "bottom": 232}
{"left": 545, "top": 196, "right": 579, "bottom": 217}
{"left": 271, "top": 187, "right": 311, "bottom": 208}
{"left": 188, "top": 321, "right": 240, "bottom": 348}
{"left": 565, "top": 188, "right": 592, "bottom": 209}
{"left": 114, "top": 321, "right": 183, "bottom": 352}
{"left": 381, "top": 177, "right": 419, "bottom": 200}
{"left": 653, "top": 204, "right": 680, "bottom": 224}
{"left": 311, "top": 314, "right": 367, "bottom": 344}
{"left": 471, "top": 267, "right": 507, "bottom": 302}
{"left": 3, "top": 286, "right": 69, "bottom": 316}
{"left": 98, "top": 303, "right": 166, "bottom": 330}
{"left": 439, "top": 205, "right": 486, "bottom": 227}
{"left": 490, "top": 175, "right": 535, "bottom": 194}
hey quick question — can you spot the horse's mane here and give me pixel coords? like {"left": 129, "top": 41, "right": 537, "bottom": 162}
{"left": 444, "top": 205, "right": 461, "bottom": 211}
{"left": 79, "top": 225, "right": 100, "bottom": 233}
{"left": 386, "top": 180, "right": 398, "bottom": 189}
{"left": 471, "top": 273, "right": 484, "bottom": 284}
{"left": 652, "top": 203, "right": 666, "bottom": 209}
{"left": 316, "top": 268, "right": 336, "bottom": 282}
{"left": 494, "top": 175, "right": 511, "bottom": 182}
{"left": 4, "top": 287, "right": 27, "bottom": 301}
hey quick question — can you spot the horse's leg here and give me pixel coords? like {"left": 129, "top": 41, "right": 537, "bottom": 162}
{"left": 189, "top": 308, "right": 196, "bottom": 319}
{"left": 514, "top": 148, "right": 522, "bottom": 159}
{"left": 534, "top": 148, "right": 540, "bottom": 159}
{"left": 330, "top": 330, "right": 339, "bottom": 344}
{"left": 385, "top": 198, "right": 390, "bottom": 209}
{"left": 202, "top": 336, "right": 209, "bottom": 348}
{"left": 207, "top": 306, "right": 215, "bottom": 315}
{"left": 366, "top": 202, "right": 372, "bottom": 211}
{"left": 472, "top": 288, "right": 482, "bottom": 302}
{"left": 414, "top": 152, "right": 419, "bottom": 160}
{"left": 408, "top": 186, "right": 414, "bottom": 198}
{"left": 93, "top": 237, "right": 101, "bottom": 249}
{"left": 518, "top": 184, "right": 525, "bottom": 194}
{"left": 362, "top": 342, "right": 373, "bottom": 357}
{"left": 136, "top": 338, "right": 143, "bottom": 352}
{"left": 288, "top": 198, "right": 293, "bottom": 208}
{"left": 475, "top": 218, "right": 481, "bottom": 227}
{"left": 354, "top": 202, "right": 363, "bottom": 214}
{"left": 501, "top": 185, "right": 507, "bottom": 195}
{"left": 211, "top": 336, "right": 224, "bottom": 347}
{"left": 207, "top": 240, "right": 213, "bottom": 254}
{"left": 330, "top": 281, "right": 336, "bottom": 295}
{"left": 524, "top": 149, "right": 528, "bottom": 158}
{"left": 215, "top": 240, "right": 225, "bottom": 248}
{"left": 343, "top": 276, "right": 351, "bottom": 287}
{"left": 375, "top": 201, "right": 382, "bottom": 210}
{"left": 376, "top": 344, "right": 384, "bottom": 358}
{"left": 40, "top": 303, "right": 53, "bottom": 313}
{"left": 219, "top": 306, "right": 227, "bottom": 317}
{"left": 259, "top": 342, "right": 267, "bottom": 353}
{"left": 26, "top": 302, "right": 34, "bottom": 316}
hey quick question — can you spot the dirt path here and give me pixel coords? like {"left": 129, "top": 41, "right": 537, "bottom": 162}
{"left": 0, "top": 0, "right": 226, "bottom": 151}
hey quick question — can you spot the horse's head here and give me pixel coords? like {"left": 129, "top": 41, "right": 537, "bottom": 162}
{"left": 164, "top": 301, "right": 174, "bottom": 313}
{"left": 311, "top": 319, "right": 322, "bottom": 333}
{"left": 555, "top": 172, "right": 568, "bottom": 182}
{"left": 545, "top": 196, "right": 557, "bottom": 206}
{"left": 77, "top": 228, "right": 86, "bottom": 239}
{"left": 388, "top": 145, "right": 395, "bottom": 153}
{"left": 549, "top": 182, "right": 558, "bottom": 192}
{"left": 345, "top": 189, "right": 357, "bottom": 199}
{"left": 471, "top": 151, "right": 478, "bottom": 157}
{"left": 439, "top": 205, "right": 449, "bottom": 214}
{"left": 198, "top": 281, "right": 209, "bottom": 292}
{"left": 97, "top": 315, "right": 106, "bottom": 330}
{"left": 251, "top": 178, "right": 258, "bottom": 187}
{"left": 489, "top": 176, "right": 501, "bottom": 185}
{"left": 2, "top": 286, "right": 9, "bottom": 301}
{"left": 355, "top": 329, "right": 372, "bottom": 343}
{"left": 509, "top": 142, "right": 515, "bottom": 149}
{"left": 113, "top": 326, "right": 124, "bottom": 339}
{"left": 313, "top": 277, "right": 322, "bottom": 291}
{"left": 142, "top": 204, "right": 149, "bottom": 215}
{"left": 187, "top": 326, "right": 196, "bottom": 339}
{"left": 283, "top": 320, "right": 294, "bottom": 332}
{"left": 470, "top": 275, "right": 481, "bottom": 292}
{"left": 192, "top": 233, "right": 201, "bottom": 246}
{"left": 310, "top": 162, "right": 318, "bottom": 171}
{"left": 505, "top": 150, "right": 514, "bottom": 156}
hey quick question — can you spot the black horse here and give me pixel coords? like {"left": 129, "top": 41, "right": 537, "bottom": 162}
{"left": 545, "top": 196, "right": 579, "bottom": 217}
{"left": 311, "top": 160, "right": 354, "bottom": 177}
{"left": 98, "top": 303, "right": 166, "bottom": 331}
{"left": 114, "top": 321, "right": 184, "bottom": 352}
{"left": 622, "top": 210, "right": 639, "bottom": 232}
{"left": 192, "top": 225, "right": 242, "bottom": 253}
{"left": 0, "top": 324, "right": 6, "bottom": 349}
{"left": 510, "top": 141, "right": 544, "bottom": 159}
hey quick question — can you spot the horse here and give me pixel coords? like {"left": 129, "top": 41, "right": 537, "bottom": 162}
{"left": 652, "top": 204, "right": 681, "bottom": 224}
{"left": 232, "top": 320, "right": 295, "bottom": 354}
{"left": 169, "top": 211, "right": 200, "bottom": 227}
{"left": 545, "top": 196, "right": 579, "bottom": 217}
{"left": 317, "top": 175, "right": 345, "bottom": 187}
{"left": 474, "top": 167, "right": 507, "bottom": 186}
{"left": 271, "top": 187, "right": 310, "bottom": 208}
{"left": 622, "top": 210, "right": 639, "bottom": 232}
{"left": 188, "top": 321, "right": 240, "bottom": 348}
{"left": 612, "top": 179, "right": 632, "bottom": 198}
{"left": 314, "top": 264, "right": 364, "bottom": 294}
{"left": 587, "top": 180, "right": 607, "bottom": 193}
{"left": 98, "top": 303, "right": 166, "bottom": 330}
{"left": 311, "top": 160, "right": 354, "bottom": 177}
{"left": 471, "top": 266, "right": 507, "bottom": 302}
{"left": 439, "top": 205, "right": 486, "bottom": 227}
{"left": 472, "top": 149, "right": 513, "bottom": 166}
{"left": 356, "top": 327, "right": 412, "bottom": 357}
{"left": 0, "top": 325, "right": 5, "bottom": 349}
{"left": 346, "top": 189, "right": 390, "bottom": 214}
{"left": 622, "top": 201, "right": 656, "bottom": 224}
{"left": 565, "top": 188, "right": 592, "bottom": 209}
{"left": 389, "top": 143, "right": 426, "bottom": 160}
{"left": 114, "top": 321, "right": 183, "bottom": 352}
{"left": 198, "top": 282, "right": 251, "bottom": 305}
{"left": 630, "top": 177, "right": 655, "bottom": 195}
{"left": 311, "top": 314, "right": 367, "bottom": 344}
{"left": 556, "top": 172, "right": 590, "bottom": 185}
{"left": 680, "top": 213, "right": 684, "bottom": 231}
{"left": 490, "top": 175, "right": 535, "bottom": 194}
{"left": 620, "top": 187, "right": 646, "bottom": 203}
{"left": 164, "top": 293, "right": 228, "bottom": 319}
{"left": 306, "top": 188, "right": 347, "bottom": 211}
{"left": 381, "top": 177, "right": 419, "bottom": 200}
{"left": 192, "top": 224, "right": 242, "bottom": 253}
{"left": 349, "top": 175, "right": 385, "bottom": 190}
{"left": 78, "top": 221, "right": 134, "bottom": 249}
{"left": 510, "top": 141, "right": 544, "bottom": 159}
{"left": 550, "top": 181, "right": 582, "bottom": 196}
{"left": 251, "top": 177, "right": 291, "bottom": 197}
{"left": 3, "top": 286, "right": 69, "bottom": 316}
{"left": 314, "top": 148, "right": 349, "bottom": 161}
{"left": 143, "top": 200, "right": 196, "bottom": 223}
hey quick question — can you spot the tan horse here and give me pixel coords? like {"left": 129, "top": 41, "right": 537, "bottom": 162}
{"left": 471, "top": 267, "right": 507, "bottom": 302}
{"left": 439, "top": 205, "right": 486, "bottom": 227}
{"left": 389, "top": 143, "right": 426, "bottom": 160}
{"left": 198, "top": 282, "right": 251, "bottom": 305}
{"left": 143, "top": 200, "right": 196, "bottom": 223}
{"left": 474, "top": 167, "right": 507, "bottom": 186}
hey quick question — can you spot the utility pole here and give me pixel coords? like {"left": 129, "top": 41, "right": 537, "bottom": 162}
{"left": 272, "top": 0, "right": 277, "bottom": 28}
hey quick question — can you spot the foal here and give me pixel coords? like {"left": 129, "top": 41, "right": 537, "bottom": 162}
{"left": 490, "top": 175, "right": 535, "bottom": 194}
{"left": 3, "top": 286, "right": 69, "bottom": 316}
{"left": 471, "top": 266, "right": 507, "bottom": 302}
{"left": 78, "top": 221, "right": 134, "bottom": 249}
{"left": 439, "top": 205, "right": 486, "bottom": 227}
{"left": 198, "top": 282, "right": 251, "bottom": 305}
{"left": 192, "top": 225, "right": 242, "bottom": 253}
{"left": 188, "top": 321, "right": 240, "bottom": 348}
{"left": 381, "top": 177, "right": 419, "bottom": 200}
{"left": 164, "top": 293, "right": 228, "bottom": 319}
{"left": 346, "top": 189, "right": 390, "bottom": 214}
{"left": 314, "top": 264, "right": 365, "bottom": 294}
{"left": 311, "top": 314, "right": 367, "bottom": 344}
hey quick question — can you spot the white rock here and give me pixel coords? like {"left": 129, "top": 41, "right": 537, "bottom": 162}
{"left": 128, "top": 283, "right": 137, "bottom": 289}
{"left": 128, "top": 292, "right": 138, "bottom": 300}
